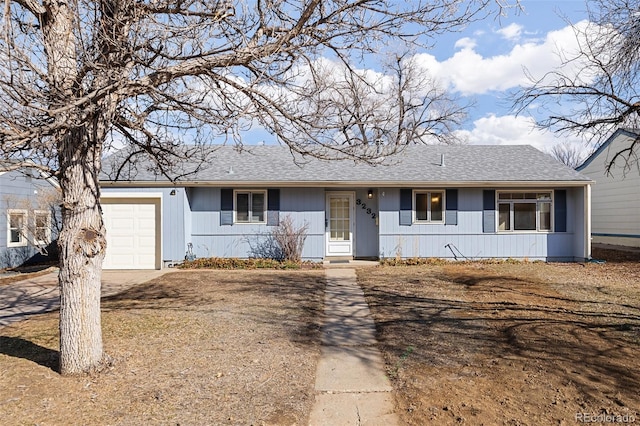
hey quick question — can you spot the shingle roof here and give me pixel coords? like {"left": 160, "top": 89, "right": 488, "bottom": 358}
{"left": 101, "top": 144, "right": 592, "bottom": 185}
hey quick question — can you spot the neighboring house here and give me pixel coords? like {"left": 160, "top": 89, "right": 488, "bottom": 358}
{"left": 99, "top": 144, "right": 593, "bottom": 269}
{"left": 0, "top": 165, "right": 60, "bottom": 269}
{"left": 577, "top": 128, "right": 640, "bottom": 248}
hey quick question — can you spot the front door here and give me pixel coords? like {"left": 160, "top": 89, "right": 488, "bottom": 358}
{"left": 325, "top": 191, "right": 355, "bottom": 256}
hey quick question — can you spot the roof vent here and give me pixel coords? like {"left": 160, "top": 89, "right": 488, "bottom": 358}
{"left": 440, "top": 154, "right": 445, "bottom": 167}
{"left": 228, "top": 166, "right": 234, "bottom": 174}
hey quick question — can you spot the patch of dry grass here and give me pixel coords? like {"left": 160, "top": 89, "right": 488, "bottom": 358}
{"left": 0, "top": 270, "right": 325, "bottom": 426}
{"left": 358, "top": 247, "right": 640, "bottom": 425}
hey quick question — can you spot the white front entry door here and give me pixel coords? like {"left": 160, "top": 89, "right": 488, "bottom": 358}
{"left": 325, "top": 192, "right": 355, "bottom": 256}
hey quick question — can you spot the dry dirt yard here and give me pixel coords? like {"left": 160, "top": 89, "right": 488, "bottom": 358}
{"left": 1, "top": 249, "right": 639, "bottom": 426}
{"left": 0, "top": 270, "right": 325, "bottom": 426}
{"left": 358, "top": 247, "right": 640, "bottom": 425}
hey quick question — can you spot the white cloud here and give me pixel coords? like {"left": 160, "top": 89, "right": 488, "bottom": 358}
{"left": 454, "top": 37, "right": 477, "bottom": 50}
{"left": 496, "top": 23, "right": 523, "bottom": 41}
{"left": 413, "top": 20, "right": 591, "bottom": 95}
{"left": 454, "top": 114, "right": 589, "bottom": 156}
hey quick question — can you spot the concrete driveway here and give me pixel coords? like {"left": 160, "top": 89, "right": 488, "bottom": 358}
{"left": 0, "top": 269, "right": 168, "bottom": 327}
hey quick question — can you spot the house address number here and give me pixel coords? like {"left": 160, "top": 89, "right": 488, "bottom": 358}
{"left": 355, "top": 198, "right": 376, "bottom": 220}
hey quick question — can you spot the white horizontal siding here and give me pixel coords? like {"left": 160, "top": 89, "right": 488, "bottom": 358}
{"left": 580, "top": 133, "right": 640, "bottom": 242}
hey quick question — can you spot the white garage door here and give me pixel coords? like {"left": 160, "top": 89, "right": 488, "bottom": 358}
{"left": 102, "top": 200, "right": 159, "bottom": 269}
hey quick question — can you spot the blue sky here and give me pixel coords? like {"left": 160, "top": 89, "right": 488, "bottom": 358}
{"left": 238, "top": 1, "right": 595, "bottom": 158}
{"left": 424, "top": 0, "right": 591, "bottom": 154}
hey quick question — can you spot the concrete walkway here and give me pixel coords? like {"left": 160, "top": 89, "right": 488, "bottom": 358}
{"left": 0, "top": 269, "right": 168, "bottom": 327}
{"left": 309, "top": 268, "right": 400, "bottom": 426}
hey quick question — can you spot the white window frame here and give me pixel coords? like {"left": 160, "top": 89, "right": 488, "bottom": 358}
{"left": 412, "top": 190, "right": 445, "bottom": 224}
{"left": 7, "top": 209, "right": 28, "bottom": 247}
{"left": 34, "top": 210, "right": 52, "bottom": 245}
{"left": 496, "top": 190, "right": 554, "bottom": 233}
{"left": 233, "top": 190, "right": 267, "bottom": 224}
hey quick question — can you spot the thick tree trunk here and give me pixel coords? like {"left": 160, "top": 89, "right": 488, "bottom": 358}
{"left": 57, "top": 128, "right": 107, "bottom": 375}
{"left": 41, "top": 0, "right": 107, "bottom": 376}
{"left": 42, "top": 0, "right": 125, "bottom": 375}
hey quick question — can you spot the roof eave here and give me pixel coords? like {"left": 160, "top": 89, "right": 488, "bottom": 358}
{"left": 100, "top": 179, "right": 593, "bottom": 188}
{"left": 576, "top": 128, "right": 640, "bottom": 171}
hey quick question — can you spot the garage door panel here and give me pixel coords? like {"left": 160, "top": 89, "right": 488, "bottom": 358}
{"left": 137, "top": 236, "right": 156, "bottom": 246}
{"left": 110, "top": 236, "right": 135, "bottom": 246}
{"left": 137, "top": 255, "right": 156, "bottom": 265}
{"left": 138, "top": 222, "right": 155, "bottom": 232}
{"left": 109, "top": 204, "right": 134, "bottom": 212}
{"left": 110, "top": 219, "right": 135, "bottom": 231}
{"left": 102, "top": 199, "right": 160, "bottom": 270}
{"left": 107, "top": 255, "right": 135, "bottom": 268}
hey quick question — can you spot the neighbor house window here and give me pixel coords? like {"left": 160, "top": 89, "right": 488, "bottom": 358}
{"left": 234, "top": 190, "right": 266, "bottom": 223}
{"left": 413, "top": 190, "right": 444, "bottom": 223}
{"left": 7, "top": 210, "right": 27, "bottom": 247}
{"left": 34, "top": 211, "right": 51, "bottom": 245}
{"left": 497, "top": 192, "right": 552, "bottom": 232}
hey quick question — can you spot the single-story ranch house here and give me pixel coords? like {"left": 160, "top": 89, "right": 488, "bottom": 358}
{"left": 577, "top": 128, "right": 640, "bottom": 248}
{"left": 99, "top": 144, "right": 593, "bottom": 269}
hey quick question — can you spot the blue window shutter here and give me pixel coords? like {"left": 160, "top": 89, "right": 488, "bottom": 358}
{"left": 483, "top": 190, "right": 495, "bottom": 233}
{"left": 555, "top": 190, "right": 567, "bottom": 232}
{"left": 400, "top": 188, "right": 412, "bottom": 226}
{"left": 220, "top": 188, "right": 233, "bottom": 225}
{"left": 445, "top": 189, "right": 458, "bottom": 225}
{"left": 267, "top": 189, "right": 280, "bottom": 226}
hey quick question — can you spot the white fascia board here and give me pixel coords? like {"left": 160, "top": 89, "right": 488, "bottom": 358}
{"left": 100, "top": 191, "right": 164, "bottom": 199}
{"left": 100, "top": 180, "right": 593, "bottom": 188}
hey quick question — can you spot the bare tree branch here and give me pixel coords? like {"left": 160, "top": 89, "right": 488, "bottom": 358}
{"left": 514, "top": 0, "right": 640, "bottom": 173}
{"left": 0, "top": 0, "right": 518, "bottom": 374}
{"left": 548, "top": 141, "right": 590, "bottom": 168}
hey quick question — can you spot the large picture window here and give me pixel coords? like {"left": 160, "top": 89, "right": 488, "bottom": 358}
{"left": 234, "top": 190, "right": 266, "bottom": 223}
{"left": 498, "top": 192, "right": 552, "bottom": 232}
{"left": 413, "top": 190, "right": 444, "bottom": 223}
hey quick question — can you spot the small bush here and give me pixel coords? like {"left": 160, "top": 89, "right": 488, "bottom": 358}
{"left": 272, "top": 215, "right": 309, "bottom": 263}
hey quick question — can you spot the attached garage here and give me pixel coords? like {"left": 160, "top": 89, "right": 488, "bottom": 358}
{"left": 101, "top": 194, "right": 162, "bottom": 270}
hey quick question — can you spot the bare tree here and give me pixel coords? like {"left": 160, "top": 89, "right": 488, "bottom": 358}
{"left": 515, "top": 0, "right": 640, "bottom": 174}
{"left": 0, "top": 0, "right": 514, "bottom": 374}
{"left": 548, "top": 141, "right": 590, "bottom": 168}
